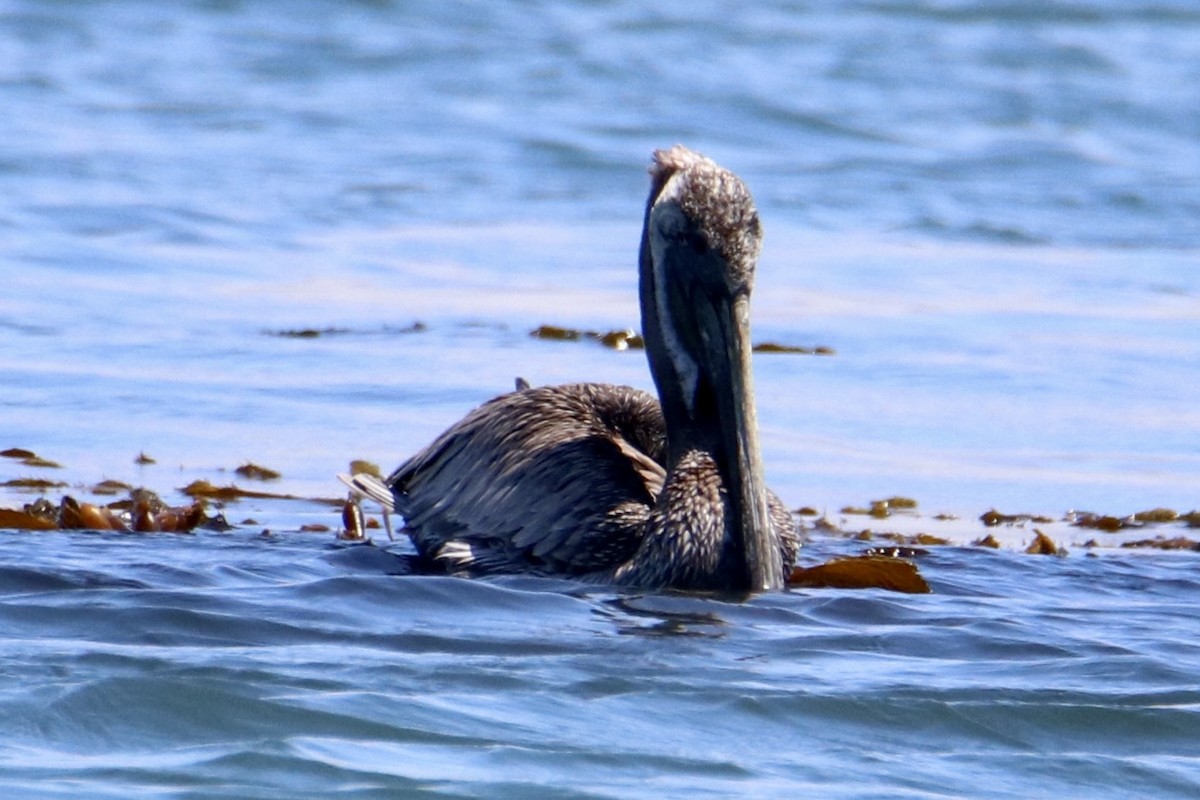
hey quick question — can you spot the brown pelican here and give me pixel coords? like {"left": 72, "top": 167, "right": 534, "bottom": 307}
{"left": 342, "top": 145, "right": 797, "bottom": 591}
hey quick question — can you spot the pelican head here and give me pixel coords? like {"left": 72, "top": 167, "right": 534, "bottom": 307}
{"left": 638, "top": 146, "right": 783, "bottom": 591}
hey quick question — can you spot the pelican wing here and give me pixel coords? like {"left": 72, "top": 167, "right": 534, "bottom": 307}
{"left": 387, "top": 383, "right": 667, "bottom": 574}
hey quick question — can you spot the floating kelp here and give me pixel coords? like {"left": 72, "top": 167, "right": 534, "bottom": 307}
{"left": 0, "top": 490, "right": 209, "bottom": 533}
{"left": 0, "top": 448, "right": 62, "bottom": 468}
{"left": 903, "top": 533, "right": 949, "bottom": 546}
{"left": 597, "top": 329, "right": 643, "bottom": 350}
{"left": 840, "top": 496, "right": 918, "bottom": 519}
{"left": 529, "top": 324, "right": 583, "bottom": 342}
{"left": 1120, "top": 536, "right": 1200, "bottom": 551}
{"left": 180, "top": 479, "right": 301, "bottom": 502}
{"left": 529, "top": 324, "right": 645, "bottom": 351}
{"left": 131, "top": 490, "right": 208, "bottom": 532}
{"left": 92, "top": 479, "right": 133, "bottom": 496}
{"left": 1025, "top": 529, "right": 1065, "bottom": 556}
{"left": 0, "top": 507, "right": 57, "bottom": 530}
{"left": 6, "top": 449, "right": 1199, "bottom": 565}
{"left": 980, "top": 509, "right": 1055, "bottom": 527}
{"left": 340, "top": 498, "right": 367, "bottom": 540}
{"left": 178, "top": 480, "right": 343, "bottom": 507}
{"left": 789, "top": 555, "right": 930, "bottom": 594}
{"left": 846, "top": 530, "right": 950, "bottom": 547}
{"left": 59, "top": 496, "right": 128, "bottom": 530}
{"left": 1068, "top": 508, "right": 1200, "bottom": 532}
{"left": 809, "top": 516, "right": 840, "bottom": 533}
{"left": 387, "top": 322, "right": 428, "bottom": 335}
{"left": 2, "top": 477, "right": 67, "bottom": 491}
{"left": 792, "top": 498, "right": 1200, "bottom": 556}
{"left": 752, "top": 343, "right": 836, "bottom": 355}
{"left": 1068, "top": 512, "right": 1132, "bottom": 532}
{"left": 234, "top": 462, "right": 282, "bottom": 481}
{"left": 267, "top": 322, "right": 427, "bottom": 339}
{"left": 336, "top": 499, "right": 381, "bottom": 541}
{"left": 270, "top": 326, "right": 351, "bottom": 338}
{"left": 1133, "top": 508, "right": 1179, "bottom": 523}
{"left": 21, "top": 456, "right": 60, "bottom": 468}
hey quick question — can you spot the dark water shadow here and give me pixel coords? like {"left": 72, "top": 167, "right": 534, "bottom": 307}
{"left": 594, "top": 594, "right": 729, "bottom": 639}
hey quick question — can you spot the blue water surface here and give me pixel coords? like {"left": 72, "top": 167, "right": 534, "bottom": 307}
{"left": 2, "top": 1, "right": 1199, "bottom": 797}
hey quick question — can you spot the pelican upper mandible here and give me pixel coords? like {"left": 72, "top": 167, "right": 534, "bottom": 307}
{"left": 342, "top": 145, "right": 797, "bottom": 591}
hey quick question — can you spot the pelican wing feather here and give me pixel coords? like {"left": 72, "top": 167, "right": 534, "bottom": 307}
{"left": 386, "top": 383, "right": 667, "bottom": 575}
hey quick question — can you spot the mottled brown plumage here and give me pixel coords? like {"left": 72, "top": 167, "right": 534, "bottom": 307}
{"left": 345, "top": 146, "right": 797, "bottom": 591}
{"left": 391, "top": 383, "right": 667, "bottom": 575}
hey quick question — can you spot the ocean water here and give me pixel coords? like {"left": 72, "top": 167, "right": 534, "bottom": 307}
{"left": 2, "top": 0, "right": 1199, "bottom": 797}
